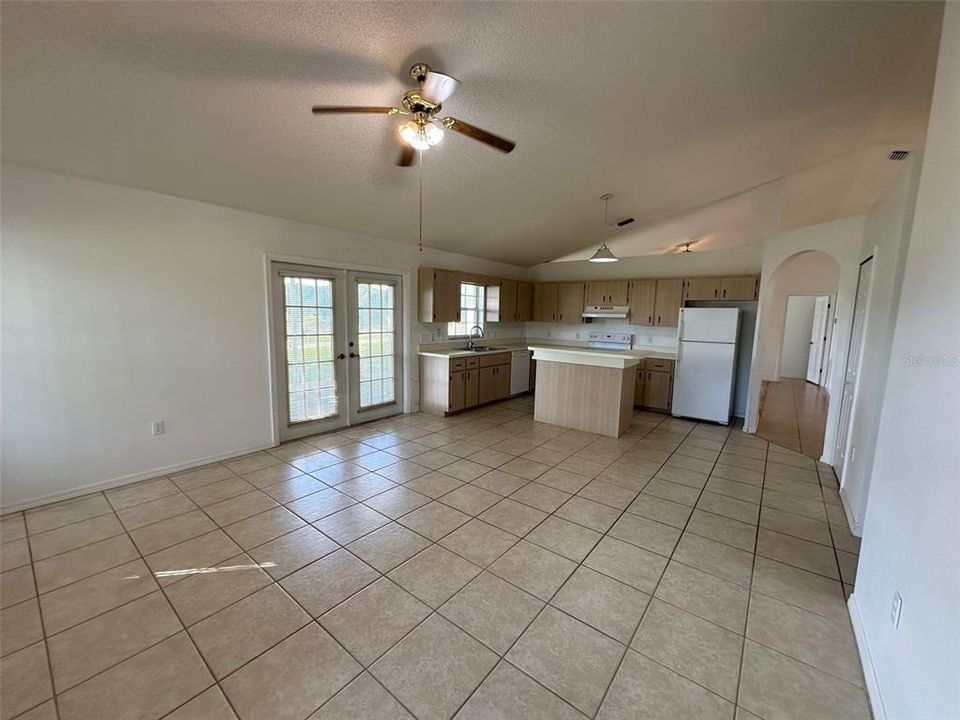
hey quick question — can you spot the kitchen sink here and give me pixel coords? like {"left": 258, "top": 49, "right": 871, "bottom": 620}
{"left": 464, "top": 346, "right": 506, "bottom": 352}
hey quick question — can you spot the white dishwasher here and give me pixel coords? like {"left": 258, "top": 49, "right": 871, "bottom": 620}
{"left": 510, "top": 350, "right": 532, "bottom": 395}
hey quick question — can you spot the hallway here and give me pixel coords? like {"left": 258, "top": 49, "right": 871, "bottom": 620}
{"left": 756, "top": 380, "right": 829, "bottom": 459}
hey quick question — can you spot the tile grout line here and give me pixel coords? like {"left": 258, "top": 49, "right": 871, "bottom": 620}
{"left": 590, "top": 417, "right": 725, "bottom": 718}
{"left": 12, "top": 403, "right": 861, "bottom": 720}
{"left": 731, "top": 431, "right": 770, "bottom": 716}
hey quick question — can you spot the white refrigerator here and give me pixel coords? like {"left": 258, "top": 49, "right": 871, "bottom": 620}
{"left": 672, "top": 307, "right": 740, "bottom": 424}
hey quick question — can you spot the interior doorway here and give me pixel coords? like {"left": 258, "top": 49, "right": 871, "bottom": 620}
{"left": 779, "top": 294, "right": 834, "bottom": 385}
{"left": 271, "top": 262, "right": 403, "bottom": 441}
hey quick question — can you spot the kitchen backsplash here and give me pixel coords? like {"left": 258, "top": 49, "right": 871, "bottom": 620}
{"left": 417, "top": 319, "right": 677, "bottom": 351}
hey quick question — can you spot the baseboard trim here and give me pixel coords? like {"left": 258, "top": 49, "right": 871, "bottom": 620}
{"left": 848, "top": 592, "right": 886, "bottom": 720}
{"left": 838, "top": 487, "right": 863, "bottom": 537}
{"left": 0, "top": 442, "right": 276, "bottom": 513}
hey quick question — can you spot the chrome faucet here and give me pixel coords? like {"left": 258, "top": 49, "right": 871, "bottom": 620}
{"left": 466, "top": 325, "right": 484, "bottom": 350}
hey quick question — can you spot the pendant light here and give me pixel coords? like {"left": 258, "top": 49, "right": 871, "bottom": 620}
{"left": 589, "top": 194, "right": 619, "bottom": 263}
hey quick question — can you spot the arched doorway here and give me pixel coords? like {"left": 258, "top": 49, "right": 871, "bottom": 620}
{"left": 751, "top": 250, "right": 841, "bottom": 457}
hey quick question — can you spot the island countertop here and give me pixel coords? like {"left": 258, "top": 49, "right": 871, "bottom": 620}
{"left": 528, "top": 346, "right": 642, "bottom": 369}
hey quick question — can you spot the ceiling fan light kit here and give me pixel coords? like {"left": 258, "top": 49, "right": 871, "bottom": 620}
{"left": 311, "top": 62, "right": 516, "bottom": 165}
{"left": 399, "top": 119, "right": 444, "bottom": 150}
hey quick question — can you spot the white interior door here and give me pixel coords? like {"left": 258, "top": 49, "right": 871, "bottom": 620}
{"left": 836, "top": 258, "right": 873, "bottom": 479}
{"left": 347, "top": 272, "right": 403, "bottom": 425}
{"left": 273, "top": 263, "right": 403, "bottom": 441}
{"left": 806, "top": 295, "right": 832, "bottom": 384}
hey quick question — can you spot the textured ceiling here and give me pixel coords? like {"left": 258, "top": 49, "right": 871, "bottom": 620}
{"left": 0, "top": 1, "right": 944, "bottom": 266}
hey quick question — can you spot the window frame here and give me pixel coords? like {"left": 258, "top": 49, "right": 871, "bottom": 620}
{"left": 447, "top": 281, "right": 486, "bottom": 339}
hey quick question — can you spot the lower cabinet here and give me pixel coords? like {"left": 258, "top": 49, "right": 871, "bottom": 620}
{"left": 478, "top": 363, "right": 511, "bottom": 404}
{"left": 464, "top": 368, "right": 479, "bottom": 408}
{"left": 419, "top": 352, "right": 512, "bottom": 416}
{"left": 643, "top": 370, "right": 673, "bottom": 412}
{"left": 449, "top": 370, "right": 466, "bottom": 412}
{"left": 634, "top": 358, "right": 675, "bottom": 413}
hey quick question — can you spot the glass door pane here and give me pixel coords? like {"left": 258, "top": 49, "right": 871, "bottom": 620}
{"left": 349, "top": 273, "right": 402, "bottom": 424}
{"left": 274, "top": 264, "right": 347, "bottom": 440}
{"left": 284, "top": 275, "right": 338, "bottom": 421}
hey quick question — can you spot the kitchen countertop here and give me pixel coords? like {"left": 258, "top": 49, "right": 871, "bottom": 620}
{"left": 529, "top": 346, "right": 641, "bottom": 369}
{"left": 418, "top": 342, "right": 676, "bottom": 361}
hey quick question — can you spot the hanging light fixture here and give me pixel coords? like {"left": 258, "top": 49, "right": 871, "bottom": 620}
{"left": 589, "top": 194, "right": 619, "bottom": 263}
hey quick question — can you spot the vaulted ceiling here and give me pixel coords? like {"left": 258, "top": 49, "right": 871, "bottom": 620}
{"left": 0, "top": 1, "right": 944, "bottom": 266}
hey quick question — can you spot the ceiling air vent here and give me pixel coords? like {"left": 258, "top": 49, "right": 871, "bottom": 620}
{"left": 887, "top": 150, "right": 909, "bottom": 161}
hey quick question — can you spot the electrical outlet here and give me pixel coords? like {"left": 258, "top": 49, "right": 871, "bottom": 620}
{"left": 151, "top": 420, "right": 165, "bottom": 436}
{"left": 891, "top": 591, "right": 903, "bottom": 628}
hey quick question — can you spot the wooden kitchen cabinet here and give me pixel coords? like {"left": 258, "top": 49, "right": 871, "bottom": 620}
{"left": 421, "top": 352, "right": 510, "bottom": 416}
{"left": 585, "top": 281, "right": 629, "bottom": 306}
{"left": 479, "top": 352, "right": 512, "bottom": 404}
{"left": 719, "top": 275, "right": 759, "bottom": 301}
{"left": 464, "top": 368, "right": 479, "bottom": 407}
{"left": 653, "top": 278, "right": 684, "bottom": 327}
{"left": 643, "top": 368, "right": 673, "bottom": 412}
{"left": 685, "top": 277, "right": 722, "bottom": 301}
{"left": 628, "top": 279, "right": 657, "bottom": 326}
{"left": 517, "top": 282, "right": 534, "bottom": 321}
{"left": 634, "top": 366, "right": 646, "bottom": 406}
{"left": 486, "top": 279, "right": 515, "bottom": 323}
{"left": 534, "top": 283, "right": 559, "bottom": 322}
{"left": 448, "top": 370, "right": 466, "bottom": 412}
{"left": 418, "top": 268, "right": 461, "bottom": 323}
{"left": 557, "top": 283, "right": 585, "bottom": 323}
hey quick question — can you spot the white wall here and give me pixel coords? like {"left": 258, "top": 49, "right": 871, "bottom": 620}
{"left": 744, "top": 217, "right": 862, "bottom": 457}
{"left": 850, "top": 6, "right": 959, "bottom": 717}
{"left": 839, "top": 155, "right": 923, "bottom": 533}
{"left": 780, "top": 296, "right": 817, "bottom": 378}
{"left": 0, "top": 163, "right": 526, "bottom": 510}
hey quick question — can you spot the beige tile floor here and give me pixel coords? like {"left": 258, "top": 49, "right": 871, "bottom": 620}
{"left": 0, "top": 397, "right": 867, "bottom": 720}
{"left": 756, "top": 379, "right": 830, "bottom": 459}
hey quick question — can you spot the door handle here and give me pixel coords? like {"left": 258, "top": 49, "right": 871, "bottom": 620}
{"left": 349, "top": 352, "right": 360, "bottom": 358}
{"left": 337, "top": 353, "right": 346, "bottom": 360}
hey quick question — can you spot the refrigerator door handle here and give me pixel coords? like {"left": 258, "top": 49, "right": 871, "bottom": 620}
{"left": 676, "top": 341, "right": 682, "bottom": 365}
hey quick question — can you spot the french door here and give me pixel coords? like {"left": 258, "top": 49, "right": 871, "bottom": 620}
{"left": 272, "top": 262, "right": 403, "bottom": 441}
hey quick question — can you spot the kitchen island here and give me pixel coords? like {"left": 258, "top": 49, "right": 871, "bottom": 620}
{"left": 529, "top": 346, "right": 640, "bottom": 438}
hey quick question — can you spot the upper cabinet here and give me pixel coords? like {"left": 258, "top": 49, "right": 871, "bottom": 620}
{"left": 719, "top": 276, "right": 759, "bottom": 301}
{"left": 419, "top": 268, "right": 758, "bottom": 326}
{"left": 557, "top": 283, "right": 585, "bottom": 323}
{"left": 486, "top": 279, "right": 535, "bottom": 323}
{"left": 517, "top": 282, "right": 534, "bottom": 322}
{"left": 684, "top": 277, "right": 722, "bottom": 301}
{"left": 653, "top": 278, "right": 685, "bottom": 327}
{"left": 683, "top": 275, "right": 759, "bottom": 302}
{"left": 585, "top": 281, "right": 629, "bottom": 306}
{"left": 628, "top": 279, "right": 657, "bottom": 326}
{"left": 418, "top": 268, "right": 461, "bottom": 323}
{"left": 534, "top": 283, "right": 559, "bottom": 322}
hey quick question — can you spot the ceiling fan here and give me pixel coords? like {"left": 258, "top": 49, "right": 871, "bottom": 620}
{"left": 311, "top": 63, "right": 516, "bottom": 166}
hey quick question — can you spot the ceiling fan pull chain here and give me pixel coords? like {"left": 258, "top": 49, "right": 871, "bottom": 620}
{"left": 419, "top": 149, "right": 424, "bottom": 253}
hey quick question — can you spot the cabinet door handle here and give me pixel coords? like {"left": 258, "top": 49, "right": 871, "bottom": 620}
{"left": 714, "top": 288, "right": 719, "bottom": 298}
{"left": 657, "top": 315, "right": 661, "bottom": 324}
{"left": 647, "top": 315, "right": 652, "bottom": 324}
{"left": 722, "top": 288, "right": 727, "bottom": 298}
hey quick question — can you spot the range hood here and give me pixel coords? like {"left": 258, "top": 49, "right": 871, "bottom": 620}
{"left": 582, "top": 305, "right": 630, "bottom": 319}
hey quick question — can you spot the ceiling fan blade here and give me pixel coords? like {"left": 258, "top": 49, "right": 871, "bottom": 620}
{"left": 311, "top": 106, "right": 397, "bottom": 115}
{"left": 421, "top": 71, "right": 460, "bottom": 104}
{"left": 443, "top": 118, "right": 515, "bottom": 153}
{"left": 397, "top": 144, "right": 415, "bottom": 167}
